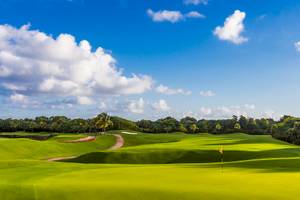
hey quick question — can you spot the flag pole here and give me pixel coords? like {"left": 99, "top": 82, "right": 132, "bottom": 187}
{"left": 221, "top": 155, "right": 223, "bottom": 173}
{"left": 219, "top": 145, "right": 224, "bottom": 173}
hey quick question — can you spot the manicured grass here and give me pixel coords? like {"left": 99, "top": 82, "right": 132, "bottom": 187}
{"left": 70, "top": 133, "right": 299, "bottom": 164}
{"left": 0, "top": 133, "right": 115, "bottom": 160}
{"left": 1, "top": 131, "right": 300, "bottom": 199}
{"left": 118, "top": 131, "right": 189, "bottom": 147}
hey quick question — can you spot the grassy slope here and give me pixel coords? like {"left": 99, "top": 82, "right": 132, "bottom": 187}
{"left": 70, "top": 133, "right": 300, "bottom": 164}
{"left": 0, "top": 133, "right": 115, "bottom": 160}
{"left": 1, "top": 132, "right": 300, "bottom": 199}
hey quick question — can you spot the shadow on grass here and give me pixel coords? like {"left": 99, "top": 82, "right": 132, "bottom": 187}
{"left": 195, "top": 157, "right": 300, "bottom": 173}
{"left": 230, "top": 158, "right": 300, "bottom": 172}
{"left": 64, "top": 148, "right": 300, "bottom": 166}
{"left": 205, "top": 137, "right": 290, "bottom": 147}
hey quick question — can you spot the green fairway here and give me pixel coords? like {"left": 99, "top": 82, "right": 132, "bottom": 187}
{"left": 0, "top": 133, "right": 116, "bottom": 160}
{"left": 1, "top": 132, "right": 300, "bottom": 199}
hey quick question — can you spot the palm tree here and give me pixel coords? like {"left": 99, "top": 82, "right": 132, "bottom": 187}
{"left": 95, "top": 113, "right": 113, "bottom": 135}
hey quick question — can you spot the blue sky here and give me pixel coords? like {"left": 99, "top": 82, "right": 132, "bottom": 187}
{"left": 0, "top": 0, "right": 300, "bottom": 120}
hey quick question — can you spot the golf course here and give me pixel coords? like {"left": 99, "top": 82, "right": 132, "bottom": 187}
{"left": 1, "top": 131, "right": 300, "bottom": 200}
{"left": 1, "top": 0, "right": 300, "bottom": 199}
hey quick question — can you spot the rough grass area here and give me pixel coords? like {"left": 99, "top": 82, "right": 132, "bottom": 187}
{"left": 1, "top": 131, "right": 300, "bottom": 199}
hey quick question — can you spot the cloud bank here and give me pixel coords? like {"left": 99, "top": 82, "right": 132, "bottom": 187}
{"left": 0, "top": 24, "right": 153, "bottom": 106}
{"left": 198, "top": 104, "right": 256, "bottom": 119}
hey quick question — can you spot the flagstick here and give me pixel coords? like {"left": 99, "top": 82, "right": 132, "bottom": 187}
{"left": 219, "top": 145, "right": 224, "bottom": 173}
{"left": 221, "top": 156, "right": 223, "bottom": 173}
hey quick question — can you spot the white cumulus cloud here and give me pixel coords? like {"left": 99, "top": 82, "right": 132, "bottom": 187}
{"left": 147, "top": 9, "right": 205, "bottom": 23}
{"left": 9, "top": 93, "right": 29, "bottom": 104}
{"left": 77, "top": 96, "right": 94, "bottom": 105}
{"left": 183, "top": 0, "right": 208, "bottom": 5}
{"left": 2, "top": 83, "right": 26, "bottom": 91}
{"left": 214, "top": 10, "right": 248, "bottom": 44}
{"left": 200, "top": 90, "right": 215, "bottom": 97}
{"left": 156, "top": 84, "right": 191, "bottom": 95}
{"left": 185, "top": 11, "right": 205, "bottom": 19}
{"left": 152, "top": 99, "right": 170, "bottom": 112}
{"left": 295, "top": 41, "right": 300, "bottom": 52}
{"left": 127, "top": 98, "right": 145, "bottom": 114}
{"left": 199, "top": 107, "right": 212, "bottom": 115}
{"left": 0, "top": 24, "right": 153, "bottom": 105}
{"left": 147, "top": 9, "right": 184, "bottom": 23}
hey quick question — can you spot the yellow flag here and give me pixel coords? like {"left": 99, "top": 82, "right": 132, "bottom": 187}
{"left": 219, "top": 145, "right": 224, "bottom": 154}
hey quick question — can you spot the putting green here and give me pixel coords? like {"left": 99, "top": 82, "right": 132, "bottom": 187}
{"left": 1, "top": 132, "right": 300, "bottom": 200}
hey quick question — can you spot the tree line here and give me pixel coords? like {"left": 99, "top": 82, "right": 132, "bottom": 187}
{"left": 136, "top": 115, "right": 275, "bottom": 134}
{"left": 137, "top": 115, "right": 300, "bottom": 145}
{"left": 0, "top": 113, "right": 299, "bottom": 144}
{"left": 0, "top": 113, "right": 117, "bottom": 134}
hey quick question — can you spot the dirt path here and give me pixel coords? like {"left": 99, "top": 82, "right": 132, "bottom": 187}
{"left": 63, "top": 136, "right": 96, "bottom": 143}
{"left": 109, "top": 134, "right": 124, "bottom": 150}
{"left": 47, "top": 134, "right": 124, "bottom": 161}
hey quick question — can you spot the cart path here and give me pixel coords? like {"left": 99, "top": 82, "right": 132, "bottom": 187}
{"left": 108, "top": 134, "right": 124, "bottom": 150}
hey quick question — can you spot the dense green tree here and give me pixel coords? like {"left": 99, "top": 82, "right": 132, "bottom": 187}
{"left": 178, "top": 123, "right": 187, "bottom": 133}
{"left": 247, "top": 118, "right": 257, "bottom": 133}
{"left": 94, "top": 113, "right": 113, "bottom": 134}
{"left": 111, "top": 116, "right": 139, "bottom": 131}
{"left": 49, "top": 116, "right": 69, "bottom": 132}
{"left": 215, "top": 123, "right": 222, "bottom": 133}
{"left": 189, "top": 124, "right": 199, "bottom": 134}
{"left": 234, "top": 123, "right": 241, "bottom": 131}
{"left": 156, "top": 117, "right": 179, "bottom": 133}
{"left": 136, "top": 120, "right": 155, "bottom": 133}
{"left": 180, "top": 117, "right": 198, "bottom": 133}
{"left": 197, "top": 120, "right": 209, "bottom": 132}
{"left": 239, "top": 115, "right": 248, "bottom": 130}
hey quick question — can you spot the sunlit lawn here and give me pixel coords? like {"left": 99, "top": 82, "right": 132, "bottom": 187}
{"left": 1, "top": 132, "right": 300, "bottom": 200}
